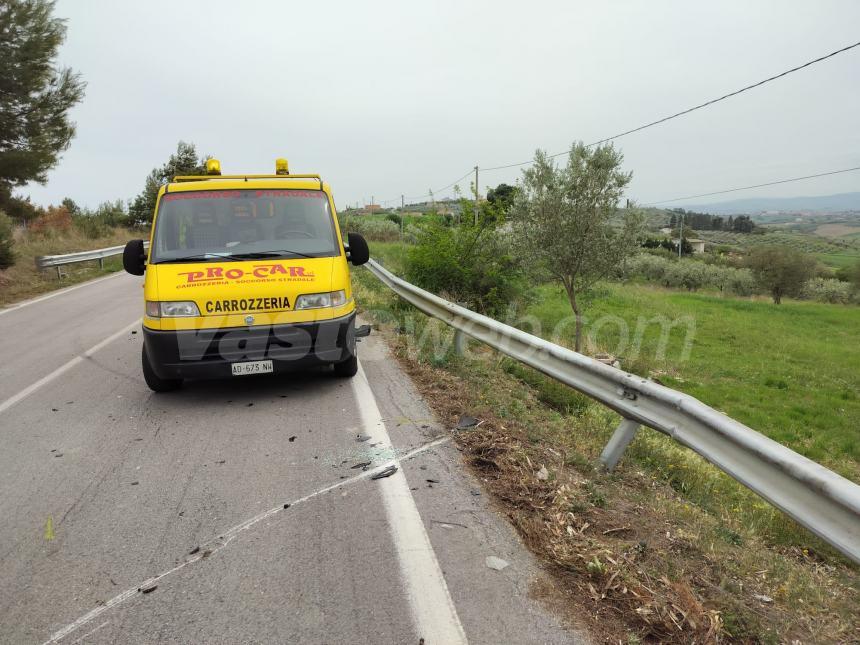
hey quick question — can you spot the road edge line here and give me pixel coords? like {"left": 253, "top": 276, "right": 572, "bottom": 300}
{"left": 351, "top": 361, "right": 469, "bottom": 644}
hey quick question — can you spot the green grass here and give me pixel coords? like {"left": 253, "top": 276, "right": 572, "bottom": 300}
{"left": 525, "top": 283, "right": 860, "bottom": 480}
{"left": 816, "top": 252, "right": 860, "bottom": 269}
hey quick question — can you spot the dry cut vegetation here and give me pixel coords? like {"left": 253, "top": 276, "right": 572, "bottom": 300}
{"left": 0, "top": 224, "right": 132, "bottom": 306}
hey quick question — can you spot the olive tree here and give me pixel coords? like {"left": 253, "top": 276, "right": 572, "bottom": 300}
{"left": 511, "top": 143, "right": 642, "bottom": 351}
{"left": 745, "top": 245, "right": 817, "bottom": 304}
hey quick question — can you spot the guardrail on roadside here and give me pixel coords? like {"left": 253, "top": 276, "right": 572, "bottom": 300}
{"left": 365, "top": 258, "right": 860, "bottom": 564}
{"left": 36, "top": 242, "right": 148, "bottom": 278}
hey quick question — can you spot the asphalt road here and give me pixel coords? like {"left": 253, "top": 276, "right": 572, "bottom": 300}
{"left": 0, "top": 273, "right": 580, "bottom": 644}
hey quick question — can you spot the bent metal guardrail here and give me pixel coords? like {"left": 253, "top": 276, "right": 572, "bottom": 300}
{"left": 36, "top": 242, "right": 148, "bottom": 277}
{"left": 365, "top": 259, "right": 860, "bottom": 564}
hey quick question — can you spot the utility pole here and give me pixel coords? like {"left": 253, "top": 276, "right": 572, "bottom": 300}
{"left": 678, "top": 213, "right": 683, "bottom": 258}
{"left": 371, "top": 195, "right": 374, "bottom": 217}
{"left": 400, "top": 195, "right": 405, "bottom": 235}
{"left": 474, "top": 165, "right": 479, "bottom": 226}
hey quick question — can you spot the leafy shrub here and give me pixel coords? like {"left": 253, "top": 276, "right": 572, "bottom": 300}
{"left": 73, "top": 200, "right": 129, "bottom": 238}
{"left": 800, "top": 278, "right": 855, "bottom": 304}
{"left": 722, "top": 266, "right": 757, "bottom": 296}
{"left": 385, "top": 213, "right": 402, "bottom": 226}
{"left": 405, "top": 223, "right": 524, "bottom": 315}
{"left": 663, "top": 261, "right": 707, "bottom": 290}
{"left": 402, "top": 223, "right": 423, "bottom": 245}
{"left": 0, "top": 211, "right": 16, "bottom": 269}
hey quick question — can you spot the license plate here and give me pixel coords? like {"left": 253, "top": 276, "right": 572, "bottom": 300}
{"left": 231, "top": 360, "right": 273, "bottom": 376}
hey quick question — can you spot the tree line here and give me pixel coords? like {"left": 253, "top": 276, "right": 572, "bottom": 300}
{"left": 668, "top": 209, "right": 758, "bottom": 233}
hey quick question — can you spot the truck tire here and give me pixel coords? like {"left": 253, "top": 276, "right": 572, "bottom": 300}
{"left": 333, "top": 353, "right": 358, "bottom": 378}
{"left": 142, "top": 344, "right": 182, "bottom": 392}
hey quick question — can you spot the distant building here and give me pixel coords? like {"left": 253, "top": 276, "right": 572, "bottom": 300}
{"left": 360, "top": 204, "right": 382, "bottom": 215}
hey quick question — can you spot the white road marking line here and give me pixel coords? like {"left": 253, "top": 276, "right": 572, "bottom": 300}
{"left": 42, "top": 435, "right": 451, "bottom": 644}
{"left": 70, "top": 621, "right": 109, "bottom": 644}
{"left": 0, "top": 272, "right": 127, "bottom": 317}
{"left": 0, "top": 320, "right": 140, "bottom": 415}
{"left": 352, "top": 362, "right": 469, "bottom": 644}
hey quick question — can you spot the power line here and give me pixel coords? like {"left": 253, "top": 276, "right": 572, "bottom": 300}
{"left": 643, "top": 165, "right": 860, "bottom": 206}
{"left": 481, "top": 40, "right": 860, "bottom": 172}
{"left": 392, "top": 168, "right": 474, "bottom": 205}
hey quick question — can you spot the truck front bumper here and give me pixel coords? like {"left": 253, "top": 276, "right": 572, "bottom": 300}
{"left": 142, "top": 312, "right": 356, "bottom": 380}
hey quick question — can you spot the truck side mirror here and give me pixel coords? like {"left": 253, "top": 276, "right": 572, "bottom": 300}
{"left": 123, "top": 239, "right": 146, "bottom": 275}
{"left": 346, "top": 232, "right": 369, "bottom": 266}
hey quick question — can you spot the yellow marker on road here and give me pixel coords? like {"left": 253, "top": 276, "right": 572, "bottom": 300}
{"left": 44, "top": 516, "right": 55, "bottom": 541}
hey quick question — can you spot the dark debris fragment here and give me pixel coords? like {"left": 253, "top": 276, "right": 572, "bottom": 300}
{"left": 370, "top": 465, "right": 398, "bottom": 480}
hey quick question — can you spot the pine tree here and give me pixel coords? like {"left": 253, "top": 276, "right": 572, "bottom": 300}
{"left": 0, "top": 211, "right": 16, "bottom": 269}
{"left": 129, "top": 142, "right": 208, "bottom": 223}
{"left": 0, "top": 0, "right": 85, "bottom": 194}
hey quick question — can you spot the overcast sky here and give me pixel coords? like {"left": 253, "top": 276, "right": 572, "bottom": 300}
{"left": 20, "top": 0, "right": 860, "bottom": 210}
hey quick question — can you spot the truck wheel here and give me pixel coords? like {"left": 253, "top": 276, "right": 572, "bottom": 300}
{"left": 142, "top": 344, "right": 182, "bottom": 392}
{"left": 333, "top": 353, "right": 358, "bottom": 378}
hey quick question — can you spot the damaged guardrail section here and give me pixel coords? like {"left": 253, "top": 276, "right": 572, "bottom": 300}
{"left": 365, "top": 258, "right": 860, "bottom": 564}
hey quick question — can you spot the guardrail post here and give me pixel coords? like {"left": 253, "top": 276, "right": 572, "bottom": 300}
{"left": 454, "top": 329, "right": 466, "bottom": 356}
{"left": 599, "top": 418, "right": 640, "bottom": 471}
{"left": 55, "top": 266, "right": 63, "bottom": 280}
{"left": 98, "top": 257, "right": 104, "bottom": 269}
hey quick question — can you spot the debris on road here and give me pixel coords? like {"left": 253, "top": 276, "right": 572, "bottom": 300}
{"left": 485, "top": 556, "right": 510, "bottom": 571}
{"left": 426, "top": 479, "right": 440, "bottom": 484}
{"left": 456, "top": 414, "right": 478, "bottom": 429}
{"left": 283, "top": 503, "right": 291, "bottom": 509}
{"left": 139, "top": 583, "right": 158, "bottom": 594}
{"left": 351, "top": 461, "right": 372, "bottom": 469}
{"left": 188, "top": 546, "right": 200, "bottom": 555}
{"left": 130, "top": 481, "right": 139, "bottom": 486}
{"left": 356, "top": 433, "right": 372, "bottom": 442}
{"left": 370, "top": 465, "right": 398, "bottom": 480}
{"left": 216, "top": 460, "right": 226, "bottom": 464}
{"left": 536, "top": 466, "right": 549, "bottom": 481}
{"left": 288, "top": 435, "right": 297, "bottom": 442}
{"left": 431, "top": 520, "right": 468, "bottom": 529}
{"left": 54, "top": 453, "right": 63, "bottom": 458}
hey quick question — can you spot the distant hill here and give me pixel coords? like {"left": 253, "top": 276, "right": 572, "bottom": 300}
{"left": 681, "top": 192, "right": 860, "bottom": 215}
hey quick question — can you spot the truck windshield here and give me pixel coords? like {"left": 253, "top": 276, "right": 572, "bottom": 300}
{"left": 149, "top": 189, "right": 340, "bottom": 263}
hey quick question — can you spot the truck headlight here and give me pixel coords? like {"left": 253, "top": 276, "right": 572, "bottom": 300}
{"left": 146, "top": 301, "right": 200, "bottom": 317}
{"left": 294, "top": 290, "right": 347, "bottom": 310}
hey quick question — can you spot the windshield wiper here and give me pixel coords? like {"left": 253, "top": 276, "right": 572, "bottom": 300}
{"left": 153, "top": 253, "right": 246, "bottom": 264}
{"left": 153, "top": 250, "right": 318, "bottom": 264}
{"left": 228, "top": 250, "right": 318, "bottom": 259}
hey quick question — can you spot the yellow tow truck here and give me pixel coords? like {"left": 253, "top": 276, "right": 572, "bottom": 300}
{"left": 122, "top": 158, "right": 369, "bottom": 392}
